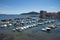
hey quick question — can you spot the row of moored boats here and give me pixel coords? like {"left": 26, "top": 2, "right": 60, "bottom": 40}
{"left": 0, "top": 18, "right": 60, "bottom": 32}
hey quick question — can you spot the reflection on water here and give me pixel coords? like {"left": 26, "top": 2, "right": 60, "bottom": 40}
{"left": 0, "top": 15, "right": 60, "bottom": 40}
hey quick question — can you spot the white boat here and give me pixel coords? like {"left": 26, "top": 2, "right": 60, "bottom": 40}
{"left": 32, "top": 24, "right": 37, "bottom": 27}
{"left": 1, "top": 21, "right": 10, "bottom": 24}
{"left": 15, "top": 27, "right": 24, "bottom": 32}
{"left": 23, "top": 27, "right": 27, "bottom": 29}
{"left": 20, "top": 27, "right": 24, "bottom": 30}
{"left": 12, "top": 29, "right": 15, "bottom": 32}
{"left": 41, "top": 28, "right": 46, "bottom": 31}
{"left": 8, "top": 23, "right": 13, "bottom": 27}
{"left": 48, "top": 21, "right": 51, "bottom": 23}
{"left": 42, "top": 27, "right": 51, "bottom": 32}
{"left": 26, "top": 25, "right": 30, "bottom": 28}
{"left": 29, "top": 21, "right": 32, "bottom": 23}
{"left": 49, "top": 20, "right": 56, "bottom": 23}
{"left": 38, "top": 23, "right": 44, "bottom": 25}
{"left": 0, "top": 24, "right": 7, "bottom": 28}
{"left": 44, "top": 21, "right": 48, "bottom": 24}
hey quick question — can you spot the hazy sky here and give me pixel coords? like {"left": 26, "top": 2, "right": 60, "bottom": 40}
{"left": 0, "top": 0, "right": 60, "bottom": 14}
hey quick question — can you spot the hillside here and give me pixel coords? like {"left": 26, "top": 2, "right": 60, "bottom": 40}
{"left": 21, "top": 11, "right": 39, "bottom": 15}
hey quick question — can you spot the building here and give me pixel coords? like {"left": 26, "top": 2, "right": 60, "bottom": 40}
{"left": 39, "top": 10, "right": 60, "bottom": 19}
{"left": 46, "top": 12, "right": 57, "bottom": 18}
{"left": 40, "top": 10, "right": 47, "bottom": 18}
{"left": 57, "top": 12, "right": 60, "bottom": 18}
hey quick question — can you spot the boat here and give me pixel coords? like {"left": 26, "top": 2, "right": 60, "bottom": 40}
{"left": 32, "top": 24, "right": 37, "bottom": 27}
{"left": 23, "top": 27, "right": 27, "bottom": 29}
{"left": 7, "top": 18, "right": 14, "bottom": 21}
{"left": 26, "top": 25, "right": 30, "bottom": 28}
{"left": 1, "top": 19, "right": 7, "bottom": 22}
{"left": 12, "top": 29, "right": 15, "bottom": 32}
{"left": 48, "top": 25, "right": 56, "bottom": 29}
{"left": 0, "top": 24, "right": 7, "bottom": 28}
{"left": 48, "top": 20, "right": 56, "bottom": 23}
{"left": 7, "top": 23, "right": 13, "bottom": 27}
{"left": 42, "top": 27, "right": 51, "bottom": 32}
{"left": 48, "top": 21, "right": 51, "bottom": 23}
{"left": 38, "top": 23, "right": 44, "bottom": 25}
{"left": 1, "top": 21, "right": 10, "bottom": 24}
{"left": 14, "top": 23, "right": 24, "bottom": 27}
{"left": 15, "top": 27, "right": 24, "bottom": 32}
{"left": 43, "top": 21, "right": 49, "bottom": 24}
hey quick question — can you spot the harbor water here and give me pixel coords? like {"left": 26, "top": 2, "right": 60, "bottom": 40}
{"left": 0, "top": 14, "right": 60, "bottom": 40}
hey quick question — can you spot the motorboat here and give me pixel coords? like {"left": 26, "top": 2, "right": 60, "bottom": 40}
{"left": 26, "top": 25, "right": 30, "bottom": 28}
{"left": 42, "top": 27, "right": 51, "bottom": 32}
{"left": 12, "top": 29, "right": 15, "bottom": 32}
{"left": 1, "top": 21, "right": 10, "bottom": 24}
{"left": 15, "top": 27, "right": 24, "bottom": 32}
{"left": 7, "top": 23, "right": 13, "bottom": 27}
{"left": 0, "top": 24, "right": 7, "bottom": 28}
{"left": 14, "top": 23, "right": 23, "bottom": 27}
{"left": 23, "top": 27, "right": 27, "bottom": 29}
{"left": 32, "top": 24, "right": 37, "bottom": 27}
{"left": 48, "top": 20, "right": 51, "bottom": 23}
{"left": 43, "top": 21, "right": 49, "bottom": 24}
{"left": 49, "top": 20, "right": 56, "bottom": 23}
{"left": 48, "top": 25, "right": 56, "bottom": 29}
{"left": 38, "top": 23, "right": 44, "bottom": 25}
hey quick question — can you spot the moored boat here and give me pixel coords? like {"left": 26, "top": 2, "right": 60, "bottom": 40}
{"left": 42, "top": 27, "right": 51, "bottom": 32}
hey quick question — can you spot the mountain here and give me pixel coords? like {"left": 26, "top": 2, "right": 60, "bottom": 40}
{"left": 21, "top": 11, "right": 39, "bottom": 15}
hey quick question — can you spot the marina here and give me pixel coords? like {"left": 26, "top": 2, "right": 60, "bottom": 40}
{"left": 0, "top": 15, "right": 60, "bottom": 40}
{"left": 0, "top": 15, "right": 58, "bottom": 32}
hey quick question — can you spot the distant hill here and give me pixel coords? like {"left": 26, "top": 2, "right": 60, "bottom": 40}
{"left": 0, "top": 14, "right": 6, "bottom": 16}
{"left": 21, "top": 11, "right": 39, "bottom": 15}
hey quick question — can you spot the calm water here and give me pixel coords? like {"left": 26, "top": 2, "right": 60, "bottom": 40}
{"left": 0, "top": 15, "right": 60, "bottom": 40}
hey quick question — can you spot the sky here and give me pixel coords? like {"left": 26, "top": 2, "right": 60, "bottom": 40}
{"left": 0, "top": 0, "right": 60, "bottom": 14}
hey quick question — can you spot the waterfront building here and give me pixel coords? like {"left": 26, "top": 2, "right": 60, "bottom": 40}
{"left": 57, "top": 12, "right": 60, "bottom": 18}
{"left": 46, "top": 12, "right": 57, "bottom": 18}
{"left": 39, "top": 10, "right": 60, "bottom": 18}
{"left": 40, "top": 10, "right": 47, "bottom": 18}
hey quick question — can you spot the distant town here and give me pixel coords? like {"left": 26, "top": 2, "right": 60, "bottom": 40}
{"left": 40, "top": 10, "right": 60, "bottom": 18}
